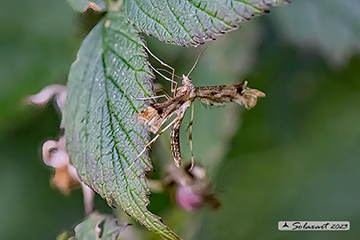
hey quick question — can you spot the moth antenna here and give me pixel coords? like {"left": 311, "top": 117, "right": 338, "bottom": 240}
{"left": 186, "top": 47, "right": 207, "bottom": 78}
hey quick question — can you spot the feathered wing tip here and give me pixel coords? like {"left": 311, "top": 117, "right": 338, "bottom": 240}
{"left": 235, "top": 81, "right": 266, "bottom": 109}
{"left": 242, "top": 88, "right": 266, "bottom": 109}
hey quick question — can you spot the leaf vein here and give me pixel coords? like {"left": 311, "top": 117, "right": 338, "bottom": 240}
{"left": 131, "top": 0, "right": 174, "bottom": 38}
{"left": 106, "top": 74, "right": 139, "bottom": 113}
{"left": 187, "top": 0, "right": 233, "bottom": 27}
{"left": 165, "top": 0, "right": 194, "bottom": 41}
{"left": 110, "top": 106, "right": 150, "bottom": 168}
{"left": 98, "top": 105, "right": 107, "bottom": 194}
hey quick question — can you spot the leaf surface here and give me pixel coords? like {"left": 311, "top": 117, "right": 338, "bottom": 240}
{"left": 63, "top": 12, "right": 180, "bottom": 239}
{"left": 123, "top": 0, "right": 288, "bottom": 46}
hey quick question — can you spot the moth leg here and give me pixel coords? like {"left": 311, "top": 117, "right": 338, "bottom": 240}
{"left": 128, "top": 116, "right": 179, "bottom": 170}
{"left": 157, "top": 68, "right": 182, "bottom": 80}
{"left": 188, "top": 103, "right": 195, "bottom": 171}
{"left": 129, "top": 94, "right": 169, "bottom": 101}
{"left": 148, "top": 64, "right": 178, "bottom": 96}
{"left": 128, "top": 84, "right": 171, "bottom": 103}
{"left": 153, "top": 87, "right": 172, "bottom": 100}
{"left": 143, "top": 45, "right": 178, "bottom": 95}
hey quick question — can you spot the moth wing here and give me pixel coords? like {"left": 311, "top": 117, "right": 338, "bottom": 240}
{"left": 137, "top": 105, "right": 179, "bottom": 134}
{"left": 137, "top": 106, "right": 162, "bottom": 133}
{"left": 237, "top": 88, "right": 266, "bottom": 109}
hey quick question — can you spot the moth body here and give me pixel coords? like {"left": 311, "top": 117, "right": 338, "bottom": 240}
{"left": 136, "top": 71, "right": 265, "bottom": 169}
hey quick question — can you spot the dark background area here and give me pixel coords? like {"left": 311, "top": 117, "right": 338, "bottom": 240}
{"left": 1, "top": 0, "right": 360, "bottom": 239}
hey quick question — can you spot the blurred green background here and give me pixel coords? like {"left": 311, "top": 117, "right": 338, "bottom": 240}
{"left": 1, "top": 0, "right": 360, "bottom": 239}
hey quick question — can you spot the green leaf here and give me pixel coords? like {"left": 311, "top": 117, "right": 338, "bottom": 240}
{"left": 66, "top": 0, "right": 106, "bottom": 12}
{"left": 73, "top": 212, "right": 127, "bottom": 240}
{"left": 56, "top": 231, "right": 72, "bottom": 240}
{"left": 123, "top": 0, "right": 288, "bottom": 46}
{"left": 63, "top": 12, "right": 180, "bottom": 239}
{"left": 270, "top": 0, "right": 360, "bottom": 68}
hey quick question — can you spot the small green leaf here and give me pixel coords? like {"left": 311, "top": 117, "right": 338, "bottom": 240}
{"left": 64, "top": 12, "right": 180, "bottom": 239}
{"left": 123, "top": 0, "right": 288, "bottom": 46}
{"left": 67, "top": 0, "right": 106, "bottom": 12}
{"left": 56, "top": 231, "right": 71, "bottom": 240}
{"left": 73, "top": 212, "right": 127, "bottom": 240}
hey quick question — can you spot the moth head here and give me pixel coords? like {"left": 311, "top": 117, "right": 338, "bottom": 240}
{"left": 182, "top": 74, "right": 192, "bottom": 86}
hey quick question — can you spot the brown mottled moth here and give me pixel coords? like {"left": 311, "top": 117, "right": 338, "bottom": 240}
{"left": 134, "top": 46, "right": 265, "bottom": 169}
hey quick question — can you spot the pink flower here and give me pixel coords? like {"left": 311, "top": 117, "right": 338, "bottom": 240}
{"left": 165, "top": 164, "right": 221, "bottom": 212}
{"left": 42, "top": 137, "right": 95, "bottom": 215}
{"left": 28, "top": 84, "right": 67, "bottom": 128}
{"left": 29, "top": 84, "right": 67, "bottom": 111}
{"left": 30, "top": 84, "right": 94, "bottom": 216}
